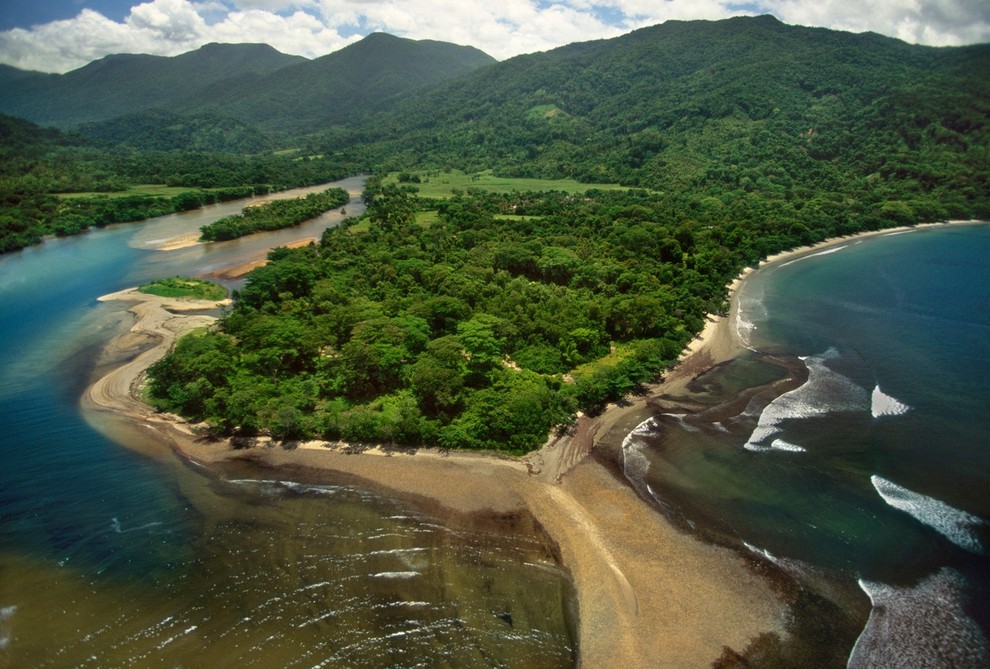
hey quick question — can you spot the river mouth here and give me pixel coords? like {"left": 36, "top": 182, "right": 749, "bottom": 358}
{"left": 0, "top": 178, "right": 578, "bottom": 668}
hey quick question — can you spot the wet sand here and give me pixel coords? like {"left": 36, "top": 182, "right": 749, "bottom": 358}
{"left": 85, "top": 222, "right": 974, "bottom": 666}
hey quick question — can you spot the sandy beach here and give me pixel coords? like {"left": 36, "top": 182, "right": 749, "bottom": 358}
{"left": 83, "top": 221, "right": 975, "bottom": 667}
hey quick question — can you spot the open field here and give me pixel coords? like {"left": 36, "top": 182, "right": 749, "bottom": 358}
{"left": 55, "top": 184, "right": 213, "bottom": 199}
{"left": 382, "top": 170, "right": 630, "bottom": 198}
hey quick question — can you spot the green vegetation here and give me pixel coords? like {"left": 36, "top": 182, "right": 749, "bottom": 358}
{"left": 146, "top": 180, "right": 770, "bottom": 452}
{"left": 138, "top": 277, "right": 227, "bottom": 301}
{"left": 56, "top": 184, "right": 216, "bottom": 199}
{"left": 5, "top": 16, "right": 989, "bottom": 455}
{"left": 383, "top": 169, "right": 630, "bottom": 198}
{"left": 199, "top": 187, "right": 349, "bottom": 241}
{"left": 324, "top": 17, "right": 989, "bottom": 224}
{"left": 78, "top": 110, "right": 276, "bottom": 153}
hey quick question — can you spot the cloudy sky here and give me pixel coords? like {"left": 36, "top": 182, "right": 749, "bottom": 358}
{"left": 1, "top": 0, "right": 988, "bottom": 73}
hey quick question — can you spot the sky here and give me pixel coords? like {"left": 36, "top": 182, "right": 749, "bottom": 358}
{"left": 0, "top": 0, "right": 988, "bottom": 73}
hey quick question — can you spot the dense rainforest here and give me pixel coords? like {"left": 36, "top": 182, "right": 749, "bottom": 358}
{"left": 2, "top": 16, "right": 989, "bottom": 450}
{"left": 144, "top": 172, "right": 934, "bottom": 452}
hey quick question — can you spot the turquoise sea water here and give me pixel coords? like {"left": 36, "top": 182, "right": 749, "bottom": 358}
{"left": 0, "top": 180, "right": 575, "bottom": 668}
{"left": 625, "top": 223, "right": 990, "bottom": 666}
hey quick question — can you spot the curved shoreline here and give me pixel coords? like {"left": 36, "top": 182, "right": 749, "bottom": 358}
{"left": 83, "top": 221, "right": 980, "bottom": 667}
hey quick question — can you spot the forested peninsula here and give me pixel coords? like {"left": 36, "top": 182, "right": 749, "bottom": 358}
{"left": 3, "top": 16, "right": 988, "bottom": 451}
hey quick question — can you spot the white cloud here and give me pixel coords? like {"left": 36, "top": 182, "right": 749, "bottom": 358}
{"left": 0, "top": 0, "right": 987, "bottom": 74}
{"left": 762, "top": 0, "right": 990, "bottom": 46}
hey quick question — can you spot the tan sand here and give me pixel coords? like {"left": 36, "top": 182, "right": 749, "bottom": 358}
{"left": 85, "top": 222, "right": 980, "bottom": 667}
{"left": 156, "top": 232, "right": 203, "bottom": 251}
{"left": 210, "top": 238, "right": 318, "bottom": 279}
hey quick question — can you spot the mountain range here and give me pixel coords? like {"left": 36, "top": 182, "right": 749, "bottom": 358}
{"left": 1, "top": 15, "right": 987, "bottom": 218}
{"left": 0, "top": 34, "right": 495, "bottom": 136}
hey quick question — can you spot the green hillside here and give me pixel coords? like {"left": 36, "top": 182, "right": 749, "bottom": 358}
{"left": 331, "top": 16, "right": 989, "bottom": 224}
{"left": 78, "top": 110, "right": 276, "bottom": 153}
{"left": 186, "top": 33, "right": 496, "bottom": 134}
{"left": 0, "top": 35, "right": 496, "bottom": 137}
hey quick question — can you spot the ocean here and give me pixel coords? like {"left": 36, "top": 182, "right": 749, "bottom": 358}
{"left": 624, "top": 223, "right": 990, "bottom": 666}
{"left": 0, "top": 179, "right": 575, "bottom": 668}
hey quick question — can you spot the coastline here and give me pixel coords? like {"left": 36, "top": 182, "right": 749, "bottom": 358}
{"left": 83, "top": 220, "right": 979, "bottom": 667}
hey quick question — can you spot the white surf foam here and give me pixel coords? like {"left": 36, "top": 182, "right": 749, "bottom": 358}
{"left": 779, "top": 244, "right": 849, "bottom": 267}
{"left": 743, "top": 349, "right": 868, "bottom": 451}
{"left": 848, "top": 569, "right": 990, "bottom": 668}
{"left": 620, "top": 418, "right": 657, "bottom": 494}
{"left": 371, "top": 571, "right": 420, "bottom": 579}
{"left": 770, "top": 439, "right": 807, "bottom": 453}
{"left": 734, "top": 281, "right": 767, "bottom": 351}
{"left": 870, "top": 385, "right": 911, "bottom": 418}
{"left": 663, "top": 413, "right": 702, "bottom": 433}
{"left": 110, "top": 518, "right": 164, "bottom": 534}
{"left": 871, "top": 475, "right": 985, "bottom": 554}
{"left": 0, "top": 605, "right": 15, "bottom": 651}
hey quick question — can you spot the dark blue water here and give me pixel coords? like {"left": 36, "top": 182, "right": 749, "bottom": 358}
{"left": 627, "top": 223, "right": 990, "bottom": 666}
{"left": 0, "top": 180, "right": 575, "bottom": 668}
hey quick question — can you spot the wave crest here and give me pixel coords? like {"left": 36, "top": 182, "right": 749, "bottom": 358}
{"left": 871, "top": 385, "right": 911, "bottom": 418}
{"left": 871, "top": 475, "right": 985, "bottom": 554}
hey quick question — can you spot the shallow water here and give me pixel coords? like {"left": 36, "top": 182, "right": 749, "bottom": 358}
{"left": 625, "top": 224, "right": 990, "bottom": 666}
{"left": 0, "top": 178, "right": 576, "bottom": 668}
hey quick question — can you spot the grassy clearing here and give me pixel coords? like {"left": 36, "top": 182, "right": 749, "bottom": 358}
{"left": 56, "top": 184, "right": 211, "bottom": 199}
{"left": 569, "top": 343, "right": 636, "bottom": 380}
{"left": 415, "top": 210, "right": 439, "bottom": 226}
{"left": 347, "top": 211, "right": 437, "bottom": 234}
{"left": 383, "top": 170, "right": 628, "bottom": 199}
{"left": 494, "top": 214, "right": 543, "bottom": 221}
{"left": 138, "top": 277, "right": 227, "bottom": 301}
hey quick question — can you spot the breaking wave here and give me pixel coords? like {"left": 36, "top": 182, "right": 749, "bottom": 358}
{"left": 743, "top": 348, "right": 868, "bottom": 451}
{"left": 620, "top": 418, "right": 656, "bottom": 492}
{"left": 871, "top": 475, "right": 985, "bottom": 554}
{"left": 870, "top": 385, "right": 911, "bottom": 418}
{"left": 779, "top": 244, "right": 849, "bottom": 267}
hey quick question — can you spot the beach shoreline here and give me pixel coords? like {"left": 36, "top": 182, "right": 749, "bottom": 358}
{"left": 83, "top": 220, "right": 978, "bottom": 667}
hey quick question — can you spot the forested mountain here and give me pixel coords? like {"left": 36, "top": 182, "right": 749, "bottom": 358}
{"left": 0, "top": 43, "right": 306, "bottom": 127}
{"left": 0, "top": 35, "right": 496, "bottom": 137}
{"left": 330, "top": 15, "right": 989, "bottom": 224}
{"left": 190, "top": 33, "right": 497, "bottom": 134}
